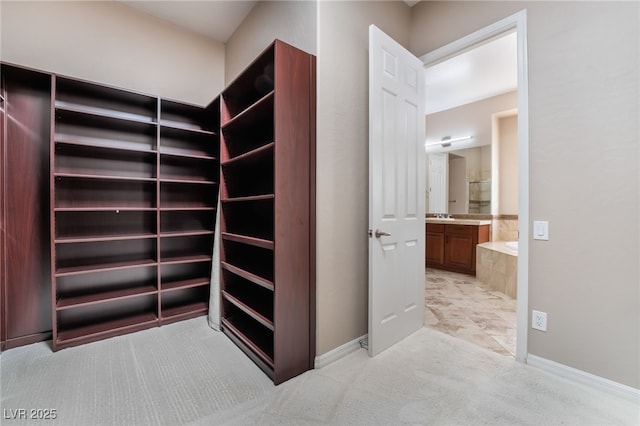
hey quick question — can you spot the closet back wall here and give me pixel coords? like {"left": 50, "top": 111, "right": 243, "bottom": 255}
{"left": 0, "top": 1, "right": 225, "bottom": 106}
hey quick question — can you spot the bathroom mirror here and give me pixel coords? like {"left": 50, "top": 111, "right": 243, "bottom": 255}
{"left": 426, "top": 145, "right": 491, "bottom": 215}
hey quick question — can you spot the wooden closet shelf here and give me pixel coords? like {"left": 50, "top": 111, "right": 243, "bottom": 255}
{"left": 54, "top": 207, "right": 157, "bottom": 212}
{"left": 56, "top": 285, "right": 158, "bottom": 310}
{"left": 55, "top": 133, "right": 156, "bottom": 154}
{"left": 161, "top": 278, "right": 210, "bottom": 292}
{"left": 221, "top": 317, "right": 274, "bottom": 367}
{"left": 56, "top": 258, "right": 157, "bottom": 277}
{"left": 54, "top": 172, "right": 156, "bottom": 183}
{"left": 160, "top": 230, "right": 214, "bottom": 238}
{"left": 160, "top": 254, "right": 212, "bottom": 265}
{"left": 221, "top": 316, "right": 274, "bottom": 369}
{"left": 221, "top": 142, "right": 274, "bottom": 166}
{"left": 159, "top": 120, "right": 217, "bottom": 135}
{"left": 55, "top": 232, "right": 157, "bottom": 244}
{"left": 159, "top": 178, "right": 217, "bottom": 185}
{"left": 221, "top": 194, "right": 275, "bottom": 203}
{"left": 161, "top": 302, "right": 208, "bottom": 321}
{"left": 56, "top": 312, "right": 159, "bottom": 346}
{"left": 55, "top": 137, "right": 158, "bottom": 155}
{"left": 55, "top": 100, "right": 156, "bottom": 125}
{"left": 222, "top": 290, "right": 274, "bottom": 331}
{"left": 221, "top": 232, "right": 274, "bottom": 250}
{"left": 158, "top": 148, "right": 216, "bottom": 161}
{"left": 221, "top": 261, "right": 274, "bottom": 291}
{"left": 159, "top": 206, "right": 216, "bottom": 212}
{"left": 222, "top": 91, "right": 274, "bottom": 129}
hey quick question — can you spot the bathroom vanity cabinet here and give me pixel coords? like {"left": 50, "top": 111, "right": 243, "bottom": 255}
{"left": 426, "top": 221, "right": 490, "bottom": 275}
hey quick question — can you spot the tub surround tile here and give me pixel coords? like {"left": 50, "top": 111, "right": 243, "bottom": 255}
{"left": 476, "top": 243, "right": 517, "bottom": 299}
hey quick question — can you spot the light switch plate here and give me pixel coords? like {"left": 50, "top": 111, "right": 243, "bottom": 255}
{"left": 533, "top": 220, "right": 549, "bottom": 240}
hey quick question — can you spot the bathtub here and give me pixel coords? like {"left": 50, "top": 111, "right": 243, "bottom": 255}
{"left": 476, "top": 241, "right": 517, "bottom": 298}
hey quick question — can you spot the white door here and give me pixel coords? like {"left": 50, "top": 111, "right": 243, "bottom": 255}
{"left": 448, "top": 155, "right": 467, "bottom": 214}
{"left": 368, "top": 25, "right": 425, "bottom": 356}
{"left": 427, "top": 153, "right": 447, "bottom": 214}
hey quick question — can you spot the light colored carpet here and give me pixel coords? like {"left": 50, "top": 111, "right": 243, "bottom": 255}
{"left": 1, "top": 318, "right": 638, "bottom": 425}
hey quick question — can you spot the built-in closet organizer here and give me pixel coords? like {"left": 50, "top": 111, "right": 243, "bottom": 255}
{"left": 219, "top": 40, "right": 316, "bottom": 384}
{"left": 1, "top": 64, "right": 53, "bottom": 350}
{"left": 50, "top": 75, "right": 219, "bottom": 350}
{"left": 2, "top": 38, "right": 315, "bottom": 385}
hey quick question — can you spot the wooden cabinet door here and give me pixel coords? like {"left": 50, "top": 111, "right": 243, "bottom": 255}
{"left": 444, "top": 233, "right": 475, "bottom": 271}
{"left": 426, "top": 232, "right": 445, "bottom": 266}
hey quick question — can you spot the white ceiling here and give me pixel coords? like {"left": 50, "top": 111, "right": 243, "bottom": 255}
{"left": 425, "top": 31, "right": 518, "bottom": 115}
{"left": 117, "top": 1, "right": 258, "bottom": 43}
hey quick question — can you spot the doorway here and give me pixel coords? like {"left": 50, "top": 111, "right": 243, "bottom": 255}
{"left": 420, "top": 11, "right": 530, "bottom": 362}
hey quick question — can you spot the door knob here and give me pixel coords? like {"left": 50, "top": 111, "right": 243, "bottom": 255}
{"left": 374, "top": 229, "right": 391, "bottom": 238}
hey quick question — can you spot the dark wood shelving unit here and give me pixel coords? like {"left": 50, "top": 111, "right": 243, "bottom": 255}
{"left": 220, "top": 40, "right": 315, "bottom": 384}
{"left": 4, "top": 42, "right": 315, "bottom": 381}
{"left": 50, "top": 75, "right": 220, "bottom": 350}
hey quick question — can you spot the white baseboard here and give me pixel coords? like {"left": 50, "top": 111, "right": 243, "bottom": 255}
{"left": 527, "top": 354, "right": 640, "bottom": 403}
{"left": 314, "top": 334, "right": 367, "bottom": 369}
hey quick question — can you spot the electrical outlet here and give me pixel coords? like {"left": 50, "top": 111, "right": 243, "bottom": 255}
{"left": 532, "top": 310, "right": 547, "bottom": 332}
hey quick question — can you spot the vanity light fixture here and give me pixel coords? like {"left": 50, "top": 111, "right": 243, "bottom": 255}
{"left": 424, "top": 135, "right": 473, "bottom": 149}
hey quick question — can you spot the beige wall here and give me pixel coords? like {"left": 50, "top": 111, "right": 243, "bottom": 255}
{"left": 412, "top": 1, "right": 639, "bottom": 388}
{"left": 224, "top": 0, "right": 317, "bottom": 85}
{"left": 0, "top": 1, "right": 225, "bottom": 106}
{"left": 426, "top": 91, "right": 517, "bottom": 148}
{"left": 498, "top": 115, "right": 518, "bottom": 215}
{"left": 316, "top": 1, "right": 411, "bottom": 355}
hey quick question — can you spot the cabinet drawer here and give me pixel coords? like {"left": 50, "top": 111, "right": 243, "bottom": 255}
{"left": 445, "top": 224, "right": 474, "bottom": 236}
{"left": 426, "top": 223, "right": 445, "bottom": 233}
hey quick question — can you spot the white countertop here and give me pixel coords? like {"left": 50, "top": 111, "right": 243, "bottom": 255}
{"left": 425, "top": 218, "right": 492, "bottom": 226}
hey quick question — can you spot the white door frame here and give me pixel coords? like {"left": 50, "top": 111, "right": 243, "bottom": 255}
{"left": 420, "top": 10, "right": 530, "bottom": 363}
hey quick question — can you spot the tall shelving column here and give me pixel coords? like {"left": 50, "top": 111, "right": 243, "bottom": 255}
{"left": 1, "top": 64, "right": 54, "bottom": 350}
{"left": 219, "top": 40, "right": 315, "bottom": 384}
{"left": 51, "top": 76, "right": 160, "bottom": 350}
{"left": 158, "top": 98, "right": 219, "bottom": 324}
